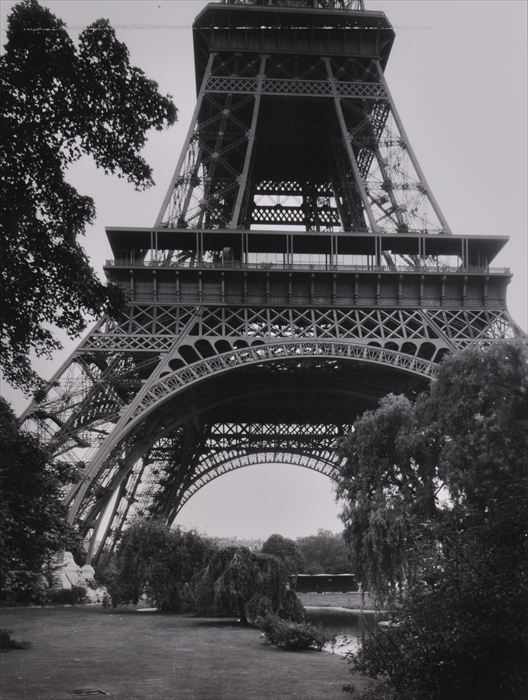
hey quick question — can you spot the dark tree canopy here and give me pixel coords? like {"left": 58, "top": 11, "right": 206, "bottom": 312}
{"left": 296, "top": 530, "right": 352, "bottom": 574}
{"left": 108, "top": 521, "right": 213, "bottom": 612}
{"left": 0, "top": 397, "right": 81, "bottom": 597}
{"left": 0, "top": 0, "right": 176, "bottom": 390}
{"left": 193, "top": 546, "right": 305, "bottom": 624}
{"left": 338, "top": 340, "right": 528, "bottom": 600}
{"left": 261, "top": 533, "right": 305, "bottom": 574}
{"left": 339, "top": 341, "right": 528, "bottom": 699}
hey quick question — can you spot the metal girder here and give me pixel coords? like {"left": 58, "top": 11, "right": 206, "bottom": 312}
{"left": 205, "top": 76, "right": 385, "bottom": 100}
{"left": 77, "top": 305, "right": 517, "bottom": 354}
{"left": 19, "top": 304, "right": 516, "bottom": 462}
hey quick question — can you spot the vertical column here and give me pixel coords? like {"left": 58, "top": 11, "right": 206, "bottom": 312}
{"left": 154, "top": 53, "right": 216, "bottom": 228}
{"left": 324, "top": 57, "right": 378, "bottom": 233}
{"left": 229, "top": 55, "right": 267, "bottom": 228}
{"left": 375, "top": 62, "right": 452, "bottom": 236}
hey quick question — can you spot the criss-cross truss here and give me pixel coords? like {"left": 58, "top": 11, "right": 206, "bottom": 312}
{"left": 156, "top": 45, "right": 450, "bottom": 236}
{"left": 21, "top": 306, "right": 516, "bottom": 453}
{"left": 17, "top": 0, "right": 519, "bottom": 562}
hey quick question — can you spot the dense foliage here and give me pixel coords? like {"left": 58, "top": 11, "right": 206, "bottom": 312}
{"left": 296, "top": 530, "right": 352, "bottom": 574}
{"left": 0, "top": 0, "right": 176, "bottom": 390}
{"left": 0, "top": 398, "right": 81, "bottom": 601}
{"left": 351, "top": 508, "right": 528, "bottom": 699}
{"left": 261, "top": 534, "right": 305, "bottom": 574}
{"left": 108, "top": 521, "right": 213, "bottom": 612}
{"left": 339, "top": 341, "right": 528, "bottom": 699}
{"left": 258, "top": 613, "right": 329, "bottom": 651}
{"left": 193, "top": 546, "right": 305, "bottom": 624}
{"left": 338, "top": 392, "right": 434, "bottom": 600}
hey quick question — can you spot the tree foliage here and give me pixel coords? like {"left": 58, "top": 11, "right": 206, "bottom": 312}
{"left": 261, "top": 533, "right": 305, "bottom": 574}
{"left": 108, "top": 521, "right": 213, "bottom": 612}
{"left": 0, "top": 0, "right": 176, "bottom": 390}
{"left": 339, "top": 341, "right": 528, "bottom": 699}
{"left": 296, "top": 529, "right": 352, "bottom": 574}
{"left": 351, "top": 505, "right": 528, "bottom": 699}
{"left": 339, "top": 341, "right": 528, "bottom": 601}
{"left": 258, "top": 613, "right": 329, "bottom": 651}
{"left": 193, "top": 546, "right": 305, "bottom": 624}
{"left": 0, "top": 398, "right": 81, "bottom": 598}
{"left": 338, "top": 393, "right": 437, "bottom": 599}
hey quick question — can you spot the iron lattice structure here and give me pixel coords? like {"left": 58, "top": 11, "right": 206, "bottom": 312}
{"left": 19, "top": 0, "right": 518, "bottom": 561}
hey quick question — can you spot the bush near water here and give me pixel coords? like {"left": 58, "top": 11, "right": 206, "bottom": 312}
{"left": 258, "top": 613, "right": 330, "bottom": 651}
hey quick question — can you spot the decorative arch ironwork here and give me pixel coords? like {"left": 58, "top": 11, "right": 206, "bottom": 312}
{"left": 172, "top": 448, "right": 343, "bottom": 521}
{"left": 129, "top": 340, "right": 437, "bottom": 429}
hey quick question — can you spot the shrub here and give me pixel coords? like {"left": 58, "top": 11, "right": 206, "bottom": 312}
{"left": 344, "top": 681, "right": 395, "bottom": 700}
{"left": 0, "top": 628, "right": 31, "bottom": 651}
{"left": 258, "top": 613, "right": 330, "bottom": 651}
{"left": 47, "top": 585, "right": 87, "bottom": 605}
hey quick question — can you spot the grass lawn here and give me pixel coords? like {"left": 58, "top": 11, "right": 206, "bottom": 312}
{"left": 0, "top": 607, "right": 368, "bottom": 700}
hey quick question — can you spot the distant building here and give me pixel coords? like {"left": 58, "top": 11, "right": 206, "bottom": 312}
{"left": 290, "top": 573, "right": 358, "bottom": 593}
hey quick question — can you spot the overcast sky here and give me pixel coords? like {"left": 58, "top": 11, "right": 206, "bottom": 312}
{"left": 1, "top": 0, "right": 526, "bottom": 539}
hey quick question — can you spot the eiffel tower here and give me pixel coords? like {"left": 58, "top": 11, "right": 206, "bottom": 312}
{"left": 19, "top": 0, "right": 518, "bottom": 562}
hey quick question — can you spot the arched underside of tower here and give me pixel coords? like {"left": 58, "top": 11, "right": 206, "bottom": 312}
{"left": 63, "top": 349, "right": 430, "bottom": 560}
{"left": 172, "top": 448, "right": 342, "bottom": 519}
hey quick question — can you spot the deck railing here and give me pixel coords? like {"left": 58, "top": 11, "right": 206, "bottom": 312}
{"left": 105, "top": 259, "right": 509, "bottom": 275}
{"left": 219, "top": 0, "right": 365, "bottom": 11}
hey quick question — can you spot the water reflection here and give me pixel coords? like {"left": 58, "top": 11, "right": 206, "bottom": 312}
{"left": 306, "top": 606, "right": 381, "bottom": 656}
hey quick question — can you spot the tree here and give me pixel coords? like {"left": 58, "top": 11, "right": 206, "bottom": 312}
{"left": 339, "top": 341, "right": 528, "bottom": 699}
{"left": 261, "top": 534, "right": 305, "bottom": 574}
{"left": 338, "top": 393, "right": 437, "bottom": 600}
{"left": 0, "top": 0, "right": 176, "bottom": 390}
{"left": 108, "top": 521, "right": 213, "bottom": 612}
{"left": 193, "top": 546, "right": 305, "bottom": 624}
{"left": 351, "top": 500, "right": 528, "bottom": 699}
{"left": 296, "top": 529, "right": 352, "bottom": 574}
{"left": 0, "top": 398, "right": 81, "bottom": 599}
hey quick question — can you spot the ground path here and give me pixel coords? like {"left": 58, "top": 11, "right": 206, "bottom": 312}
{"left": 0, "top": 607, "right": 368, "bottom": 699}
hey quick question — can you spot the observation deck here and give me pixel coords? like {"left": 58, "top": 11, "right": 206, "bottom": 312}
{"left": 105, "top": 227, "right": 511, "bottom": 309}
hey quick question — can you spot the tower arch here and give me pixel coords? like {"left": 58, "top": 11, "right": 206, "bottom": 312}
{"left": 172, "top": 448, "right": 342, "bottom": 524}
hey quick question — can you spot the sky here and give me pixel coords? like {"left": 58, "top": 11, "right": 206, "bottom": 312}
{"left": 0, "top": 0, "right": 526, "bottom": 539}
